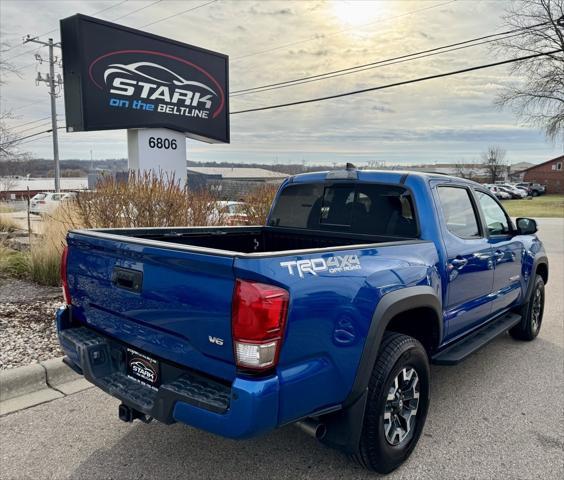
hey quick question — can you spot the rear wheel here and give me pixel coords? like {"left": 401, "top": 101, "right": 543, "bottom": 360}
{"left": 352, "top": 332, "right": 430, "bottom": 473}
{"left": 510, "top": 275, "right": 545, "bottom": 341}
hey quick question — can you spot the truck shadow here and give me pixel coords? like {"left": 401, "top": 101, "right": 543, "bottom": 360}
{"left": 70, "top": 334, "right": 563, "bottom": 479}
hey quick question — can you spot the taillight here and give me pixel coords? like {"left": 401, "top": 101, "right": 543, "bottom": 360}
{"left": 232, "top": 279, "right": 289, "bottom": 371}
{"left": 60, "top": 246, "right": 71, "bottom": 305}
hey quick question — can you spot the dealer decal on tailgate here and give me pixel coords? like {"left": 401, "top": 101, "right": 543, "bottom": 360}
{"left": 126, "top": 348, "right": 160, "bottom": 390}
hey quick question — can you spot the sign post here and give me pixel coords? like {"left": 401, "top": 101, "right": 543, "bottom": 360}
{"left": 127, "top": 128, "right": 187, "bottom": 185}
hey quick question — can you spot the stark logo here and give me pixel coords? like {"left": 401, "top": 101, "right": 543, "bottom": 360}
{"left": 129, "top": 358, "right": 158, "bottom": 384}
{"left": 280, "top": 255, "right": 361, "bottom": 278}
{"left": 88, "top": 50, "right": 226, "bottom": 120}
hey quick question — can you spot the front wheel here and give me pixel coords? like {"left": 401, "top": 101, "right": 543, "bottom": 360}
{"left": 352, "top": 332, "right": 430, "bottom": 473}
{"left": 510, "top": 274, "right": 545, "bottom": 341}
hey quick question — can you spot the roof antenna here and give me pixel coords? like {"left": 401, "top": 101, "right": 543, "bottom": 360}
{"left": 346, "top": 162, "right": 356, "bottom": 170}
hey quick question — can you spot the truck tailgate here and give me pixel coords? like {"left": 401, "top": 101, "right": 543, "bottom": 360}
{"left": 66, "top": 231, "right": 237, "bottom": 382}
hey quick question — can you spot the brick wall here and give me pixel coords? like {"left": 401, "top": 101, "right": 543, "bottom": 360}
{"left": 523, "top": 156, "right": 564, "bottom": 194}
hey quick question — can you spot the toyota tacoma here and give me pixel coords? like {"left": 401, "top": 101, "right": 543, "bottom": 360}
{"left": 56, "top": 168, "right": 548, "bottom": 473}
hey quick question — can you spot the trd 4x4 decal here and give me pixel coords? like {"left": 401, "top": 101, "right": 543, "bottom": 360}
{"left": 280, "top": 255, "right": 361, "bottom": 278}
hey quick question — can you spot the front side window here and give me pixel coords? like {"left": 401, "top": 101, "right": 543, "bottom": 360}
{"left": 476, "top": 191, "right": 510, "bottom": 235}
{"left": 437, "top": 186, "right": 480, "bottom": 238}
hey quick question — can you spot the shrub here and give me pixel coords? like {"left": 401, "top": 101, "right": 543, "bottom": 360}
{"left": 240, "top": 183, "right": 279, "bottom": 225}
{"left": 0, "top": 214, "right": 19, "bottom": 233}
{"left": 27, "top": 207, "right": 71, "bottom": 286}
{"left": 0, "top": 245, "right": 29, "bottom": 278}
{"left": 69, "top": 171, "right": 224, "bottom": 228}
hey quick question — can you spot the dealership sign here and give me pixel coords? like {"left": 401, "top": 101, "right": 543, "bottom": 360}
{"left": 60, "top": 14, "right": 229, "bottom": 143}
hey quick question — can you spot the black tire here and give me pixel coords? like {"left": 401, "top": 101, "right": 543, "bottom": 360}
{"left": 510, "top": 275, "right": 545, "bottom": 341}
{"left": 352, "top": 332, "right": 430, "bottom": 473}
{"left": 532, "top": 190, "right": 539, "bottom": 197}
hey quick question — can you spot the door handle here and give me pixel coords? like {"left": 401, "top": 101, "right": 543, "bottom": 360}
{"left": 494, "top": 250, "right": 505, "bottom": 261}
{"left": 112, "top": 267, "right": 143, "bottom": 293}
{"left": 450, "top": 257, "right": 468, "bottom": 269}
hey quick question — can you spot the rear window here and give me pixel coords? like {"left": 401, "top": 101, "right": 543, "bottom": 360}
{"left": 268, "top": 182, "right": 417, "bottom": 237}
{"left": 33, "top": 193, "right": 47, "bottom": 200}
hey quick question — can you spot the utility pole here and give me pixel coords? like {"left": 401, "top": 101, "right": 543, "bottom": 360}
{"left": 24, "top": 36, "right": 63, "bottom": 192}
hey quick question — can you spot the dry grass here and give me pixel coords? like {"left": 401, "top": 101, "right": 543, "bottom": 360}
{"left": 0, "top": 214, "right": 19, "bottom": 233}
{"left": 0, "top": 202, "right": 15, "bottom": 213}
{"left": 240, "top": 183, "right": 278, "bottom": 224}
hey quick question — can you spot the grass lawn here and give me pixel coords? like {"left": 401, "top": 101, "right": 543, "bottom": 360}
{"left": 501, "top": 194, "right": 564, "bottom": 218}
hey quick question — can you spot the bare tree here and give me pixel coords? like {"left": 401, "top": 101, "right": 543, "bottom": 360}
{"left": 481, "top": 146, "right": 508, "bottom": 183}
{"left": 455, "top": 161, "right": 479, "bottom": 181}
{"left": 0, "top": 175, "right": 17, "bottom": 193}
{"left": 1, "top": 42, "right": 27, "bottom": 160}
{"left": 495, "top": 0, "right": 564, "bottom": 141}
{"left": 0, "top": 111, "right": 27, "bottom": 161}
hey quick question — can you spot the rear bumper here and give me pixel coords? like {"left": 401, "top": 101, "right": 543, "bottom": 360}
{"left": 56, "top": 307, "right": 279, "bottom": 439}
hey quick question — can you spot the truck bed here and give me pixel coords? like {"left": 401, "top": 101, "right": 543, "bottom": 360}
{"left": 75, "top": 225, "right": 419, "bottom": 256}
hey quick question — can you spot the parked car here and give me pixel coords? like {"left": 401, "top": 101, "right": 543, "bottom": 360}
{"left": 208, "top": 201, "right": 250, "bottom": 225}
{"left": 57, "top": 169, "right": 548, "bottom": 474}
{"left": 486, "top": 185, "right": 512, "bottom": 200}
{"left": 30, "top": 191, "right": 76, "bottom": 215}
{"left": 516, "top": 182, "right": 546, "bottom": 196}
{"left": 496, "top": 184, "right": 528, "bottom": 199}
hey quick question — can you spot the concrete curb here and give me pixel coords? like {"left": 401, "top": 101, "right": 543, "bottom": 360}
{"left": 0, "top": 357, "right": 91, "bottom": 415}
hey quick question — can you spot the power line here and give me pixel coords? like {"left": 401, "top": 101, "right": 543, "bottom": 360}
{"left": 36, "top": 0, "right": 130, "bottom": 38}
{"left": 112, "top": 0, "right": 163, "bottom": 22}
{"left": 232, "top": 0, "right": 457, "bottom": 61}
{"left": 1, "top": 126, "right": 66, "bottom": 148}
{"left": 13, "top": 121, "right": 54, "bottom": 135}
{"left": 231, "top": 23, "right": 549, "bottom": 96}
{"left": 138, "top": 0, "right": 219, "bottom": 29}
{"left": 1, "top": 129, "right": 54, "bottom": 146}
{"left": 2, "top": 46, "right": 42, "bottom": 63}
{"left": 2, "top": 0, "right": 129, "bottom": 55}
{"left": 10, "top": 116, "right": 53, "bottom": 130}
{"left": 230, "top": 50, "right": 561, "bottom": 115}
{"left": 15, "top": 133, "right": 53, "bottom": 147}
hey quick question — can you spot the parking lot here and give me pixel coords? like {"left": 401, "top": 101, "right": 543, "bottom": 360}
{"left": 1, "top": 218, "right": 563, "bottom": 479}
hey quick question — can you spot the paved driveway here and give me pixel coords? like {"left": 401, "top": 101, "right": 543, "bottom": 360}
{"left": 1, "top": 219, "right": 563, "bottom": 479}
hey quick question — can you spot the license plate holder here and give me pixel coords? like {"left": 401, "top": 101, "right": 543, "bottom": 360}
{"left": 126, "top": 348, "right": 160, "bottom": 389}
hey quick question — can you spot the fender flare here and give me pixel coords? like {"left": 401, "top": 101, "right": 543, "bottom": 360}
{"left": 525, "top": 255, "right": 548, "bottom": 302}
{"left": 346, "top": 285, "right": 442, "bottom": 406}
{"left": 321, "top": 285, "right": 442, "bottom": 453}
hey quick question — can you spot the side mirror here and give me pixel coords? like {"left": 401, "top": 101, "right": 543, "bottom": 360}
{"left": 516, "top": 217, "right": 537, "bottom": 235}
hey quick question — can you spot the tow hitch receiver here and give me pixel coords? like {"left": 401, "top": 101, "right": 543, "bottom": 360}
{"left": 118, "top": 403, "right": 153, "bottom": 424}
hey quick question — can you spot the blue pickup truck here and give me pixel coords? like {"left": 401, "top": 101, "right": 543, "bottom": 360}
{"left": 56, "top": 168, "right": 548, "bottom": 473}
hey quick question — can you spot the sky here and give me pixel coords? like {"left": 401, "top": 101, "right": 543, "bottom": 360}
{"left": 1, "top": 0, "right": 562, "bottom": 167}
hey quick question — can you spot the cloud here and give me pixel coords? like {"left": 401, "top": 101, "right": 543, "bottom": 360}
{"left": 0, "top": 0, "right": 560, "bottom": 165}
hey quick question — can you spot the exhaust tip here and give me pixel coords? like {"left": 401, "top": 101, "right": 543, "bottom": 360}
{"left": 296, "top": 418, "right": 327, "bottom": 440}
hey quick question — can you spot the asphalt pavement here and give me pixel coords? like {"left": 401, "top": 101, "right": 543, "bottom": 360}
{"left": 1, "top": 218, "right": 563, "bottom": 479}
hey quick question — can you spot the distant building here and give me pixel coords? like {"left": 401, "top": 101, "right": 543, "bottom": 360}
{"left": 508, "top": 162, "right": 535, "bottom": 182}
{"left": 186, "top": 167, "right": 288, "bottom": 200}
{"left": 0, "top": 177, "right": 88, "bottom": 201}
{"left": 523, "top": 155, "right": 564, "bottom": 194}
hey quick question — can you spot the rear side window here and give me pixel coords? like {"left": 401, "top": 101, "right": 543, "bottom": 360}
{"left": 269, "top": 182, "right": 417, "bottom": 237}
{"left": 437, "top": 186, "right": 480, "bottom": 238}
